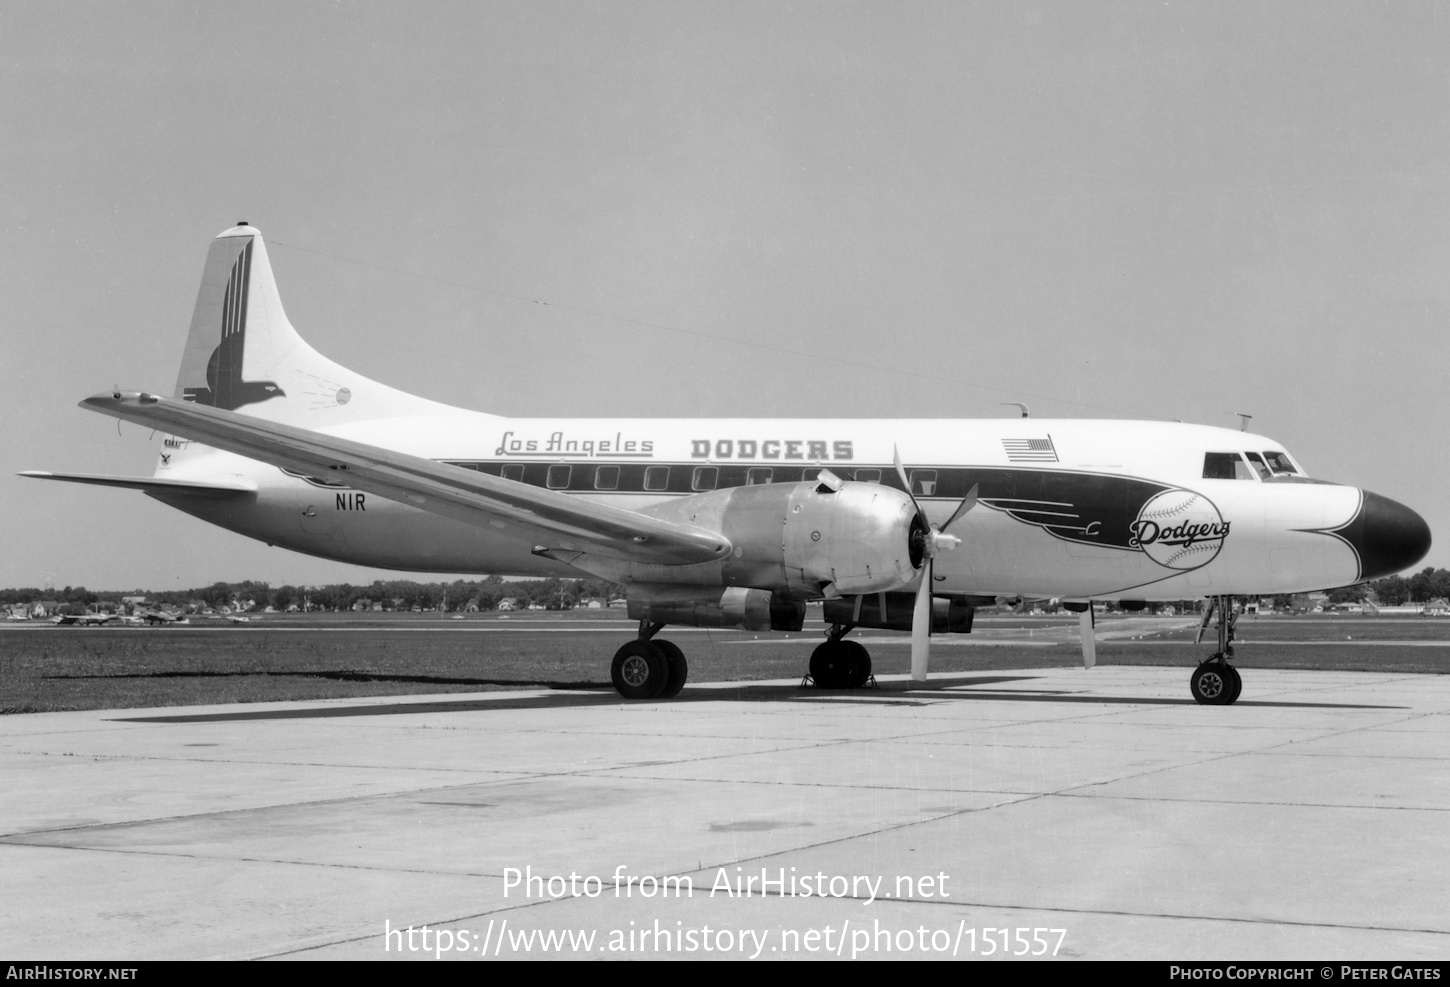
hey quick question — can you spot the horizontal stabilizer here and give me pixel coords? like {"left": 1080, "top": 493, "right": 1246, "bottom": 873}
{"left": 76, "top": 391, "right": 733, "bottom": 567}
{"left": 18, "top": 471, "right": 256, "bottom": 495}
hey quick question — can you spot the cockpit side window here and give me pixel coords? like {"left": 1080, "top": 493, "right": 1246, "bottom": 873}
{"left": 1263, "top": 451, "right": 1298, "bottom": 476}
{"left": 1242, "top": 451, "right": 1272, "bottom": 480}
{"left": 1203, "top": 452, "right": 1254, "bottom": 480}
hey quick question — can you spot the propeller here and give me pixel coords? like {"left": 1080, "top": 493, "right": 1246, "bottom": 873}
{"left": 1064, "top": 600, "right": 1097, "bottom": 668}
{"left": 893, "top": 446, "right": 977, "bottom": 683}
{"left": 1078, "top": 603, "right": 1097, "bottom": 669}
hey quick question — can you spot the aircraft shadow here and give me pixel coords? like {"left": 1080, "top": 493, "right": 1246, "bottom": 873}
{"left": 47, "top": 669, "right": 602, "bottom": 689}
{"left": 110, "top": 674, "right": 1401, "bottom": 723}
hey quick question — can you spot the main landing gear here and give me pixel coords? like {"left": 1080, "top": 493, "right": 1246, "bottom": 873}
{"left": 610, "top": 622, "right": 688, "bottom": 700}
{"left": 1191, "top": 595, "right": 1243, "bottom": 705}
{"left": 807, "top": 625, "right": 873, "bottom": 689}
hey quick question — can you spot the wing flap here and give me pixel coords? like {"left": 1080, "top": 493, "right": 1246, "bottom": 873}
{"left": 77, "top": 391, "right": 731, "bottom": 567}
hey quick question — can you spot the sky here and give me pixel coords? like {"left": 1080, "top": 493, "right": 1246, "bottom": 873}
{"left": 2, "top": 1, "right": 1446, "bottom": 591}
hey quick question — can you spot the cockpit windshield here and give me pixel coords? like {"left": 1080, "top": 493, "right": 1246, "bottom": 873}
{"left": 1262, "top": 451, "right": 1299, "bottom": 476}
{"left": 1204, "top": 449, "right": 1307, "bottom": 481}
{"left": 1242, "top": 452, "right": 1272, "bottom": 480}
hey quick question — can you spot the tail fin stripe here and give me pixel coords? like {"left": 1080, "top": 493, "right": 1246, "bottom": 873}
{"left": 236, "top": 240, "right": 251, "bottom": 339}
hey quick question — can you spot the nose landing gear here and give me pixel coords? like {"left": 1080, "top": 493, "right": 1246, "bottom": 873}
{"left": 1192, "top": 596, "right": 1243, "bottom": 705}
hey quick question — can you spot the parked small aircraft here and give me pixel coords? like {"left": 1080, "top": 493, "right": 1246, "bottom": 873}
{"left": 137, "top": 609, "right": 189, "bottom": 626}
{"left": 51, "top": 613, "right": 119, "bottom": 627}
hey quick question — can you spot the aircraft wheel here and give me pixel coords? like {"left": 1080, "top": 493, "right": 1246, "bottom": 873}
{"left": 810, "top": 641, "right": 849, "bottom": 689}
{"left": 841, "top": 640, "right": 871, "bottom": 688}
{"left": 611, "top": 641, "right": 668, "bottom": 700}
{"left": 1225, "top": 665, "right": 1242, "bottom": 704}
{"left": 1190, "top": 662, "right": 1232, "bottom": 705}
{"left": 654, "top": 639, "right": 689, "bottom": 699}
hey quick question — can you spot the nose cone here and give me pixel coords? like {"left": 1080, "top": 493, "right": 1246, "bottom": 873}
{"left": 1343, "top": 490, "right": 1432, "bottom": 580}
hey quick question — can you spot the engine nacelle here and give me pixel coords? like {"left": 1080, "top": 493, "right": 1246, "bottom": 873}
{"left": 822, "top": 593, "right": 975, "bottom": 633}
{"left": 628, "top": 585, "right": 805, "bottom": 633}
{"left": 640, "top": 475, "right": 926, "bottom": 598}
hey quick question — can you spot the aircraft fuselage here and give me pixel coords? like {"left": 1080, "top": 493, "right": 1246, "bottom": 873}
{"left": 149, "top": 414, "right": 1422, "bottom": 602}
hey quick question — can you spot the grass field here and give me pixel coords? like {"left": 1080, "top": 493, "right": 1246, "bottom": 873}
{"left": 2, "top": 610, "right": 1448, "bottom": 714}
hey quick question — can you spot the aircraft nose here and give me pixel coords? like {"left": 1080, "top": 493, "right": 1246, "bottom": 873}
{"left": 1346, "top": 490, "right": 1432, "bottom": 580}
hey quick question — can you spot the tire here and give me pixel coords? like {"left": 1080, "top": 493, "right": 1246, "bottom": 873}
{"left": 1190, "top": 662, "right": 1232, "bottom": 705}
{"left": 654, "top": 639, "right": 688, "bottom": 699}
{"left": 611, "top": 640, "right": 668, "bottom": 700}
{"left": 810, "top": 641, "right": 849, "bottom": 689}
{"left": 841, "top": 640, "right": 872, "bottom": 688}
{"left": 1225, "top": 664, "right": 1242, "bottom": 704}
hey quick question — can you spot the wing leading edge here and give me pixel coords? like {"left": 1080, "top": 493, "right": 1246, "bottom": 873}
{"left": 78, "top": 391, "right": 732, "bottom": 567}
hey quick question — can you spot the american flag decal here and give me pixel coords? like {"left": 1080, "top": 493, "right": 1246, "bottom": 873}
{"left": 1002, "top": 436, "right": 1058, "bottom": 462}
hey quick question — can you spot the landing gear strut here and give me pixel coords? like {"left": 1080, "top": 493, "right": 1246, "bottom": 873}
{"left": 808, "top": 624, "right": 873, "bottom": 689}
{"left": 610, "top": 621, "right": 688, "bottom": 700}
{"left": 1191, "top": 596, "right": 1243, "bottom": 705}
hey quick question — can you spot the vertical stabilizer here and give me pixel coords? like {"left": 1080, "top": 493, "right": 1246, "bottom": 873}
{"left": 155, "top": 223, "right": 481, "bottom": 479}
{"left": 170, "top": 224, "right": 467, "bottom": 426}
{"left": 175, "top": 228, "right": 293, "bottom": 411}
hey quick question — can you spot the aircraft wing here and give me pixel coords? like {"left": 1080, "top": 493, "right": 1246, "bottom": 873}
{"left": 77, "top": 391, "right": 732, "bottom": 567}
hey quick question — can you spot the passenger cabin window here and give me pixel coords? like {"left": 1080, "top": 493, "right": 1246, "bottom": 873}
{"left": 747, "top": 467, "right": 773, "bottom": 486}
{"left": 802, "top": 467, "right": 822, "bottom": 482}
{"left": 594, "top": 465, "right": 619, "bottom": 490}
{"left": 1263, "top": 451, "right": 1299, "bottom": 476}
{"left": 1242, "top": 451, "right": 1272, "bottom": 480}
{"left": 546, "top": 465, "right": 572, "bottom": 489}
{"left": 1202, "top": 453, "right": 1254, "bottom": 480}
{"left": 692, "top": 466, "right": 718, "bottom": 491}
{"left": 501, "top": 464, "right": 525, "bottom": 482}
{"left": 643, "top": 466, "right": 670, "bottom": 492}
{"left": 910, "top": 470, "right": 938, "bottom": 496}
{"left": 854, "top": 468, "right": 882, "bottom": 483}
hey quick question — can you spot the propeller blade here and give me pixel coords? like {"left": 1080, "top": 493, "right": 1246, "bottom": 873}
{"left": 892, "top": 444, "right": 912, "bottom": 495}
{"left": 941, "top": 483, "right": 979, "bottom": 533}
{"left": 1078, "top": 604, "right": 1097, "bottom": 669}
{"left": 910, "top": 560, "right": 932, "bottom": 682}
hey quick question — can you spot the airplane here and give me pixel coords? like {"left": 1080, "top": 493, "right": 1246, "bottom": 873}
{"left": 137, "top": 608, "right": 189, "bottom": 626}
{"left": 51, "top": 612, "right": 120, "bottom": 627}
{"left": 22, "top": 224, "right": 1432, "bottom": 704}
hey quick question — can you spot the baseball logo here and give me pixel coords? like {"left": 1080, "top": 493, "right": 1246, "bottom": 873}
{"left": 1130, "top": 489, "right": 1230, "bottom": 570}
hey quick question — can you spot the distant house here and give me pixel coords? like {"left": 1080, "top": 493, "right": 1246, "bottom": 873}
{"left": 497, "top": 599, "right": 517, "bottom": 611}
{"left": 1426, "top": 598, "right": 1450, "bottom": 616}
{"left": 609, "top": 598, "right": 628, "bottom": 609}
{"left": 464, "top": 597, "right": 481, "bottom": 612}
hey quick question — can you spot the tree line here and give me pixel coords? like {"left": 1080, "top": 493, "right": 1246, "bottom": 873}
{"left": 0, "top": 575, "right": 625, "bottom": 614}
{"left": 3, "top": 567, "right": 1447, "bottom": 615}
